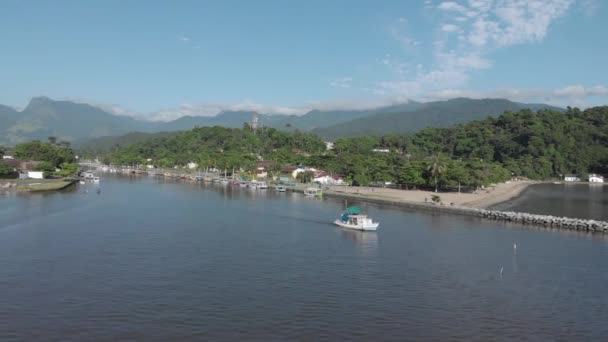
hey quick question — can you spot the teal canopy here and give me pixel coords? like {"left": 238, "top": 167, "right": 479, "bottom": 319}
{"left": 347, "top": 207, "right": 362, "bottom": 214}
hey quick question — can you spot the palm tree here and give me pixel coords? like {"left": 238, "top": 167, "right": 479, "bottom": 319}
{"left": 426, "top": 154, "right": 447, "bottom": 192}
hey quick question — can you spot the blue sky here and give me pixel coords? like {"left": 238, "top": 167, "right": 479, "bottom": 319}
{"left": 0, "top": 0, "right": 606, "bottom": 120}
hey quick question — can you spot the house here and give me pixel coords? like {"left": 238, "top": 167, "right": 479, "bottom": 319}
{"left": 291, "top": 148, "right": 302, "bottom": 154}
{"left": 313, "top": 172, "right": 344, "bottom": 185}
{"left": 2, "top": 155, "right": 14, "bottom": 160}
{"left": 187, "top": 162, "right": 198, "bottom": 169}
{"left": 589, "top": 174, "right": 604, "bottom": 183}
{"left": 372, "top": 148, "right": 390, "bottom": 153}
{"left": 1, "top": 159, "right": 45, "bottom": 179}
{"left": 564, "top": 174, "right": 580, "bottom": 182}
{"left": 324, "top": 142, "right": 334, "bottom": 150}
{"left": 27, "top": 171, "right": 45, "bottom": 179}
{"left": 255, "top": 160, "right": 276, "bottom": 170}
{"left": 254, "top": 169, "right": 268, "bottom": 178}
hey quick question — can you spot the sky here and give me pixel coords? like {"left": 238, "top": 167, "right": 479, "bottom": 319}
{"left": 0, "top": 0, "right": 606, "bottom": 120}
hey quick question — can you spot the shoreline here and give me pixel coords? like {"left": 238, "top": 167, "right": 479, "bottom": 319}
{"left": 0, "top": 179, "right": 76, "bottom": 192}
{"left": 87, "top": 168, "right": 608, "bottom": 232}
{"left": 323, "top": 180, "right": 539, "bottom": 210}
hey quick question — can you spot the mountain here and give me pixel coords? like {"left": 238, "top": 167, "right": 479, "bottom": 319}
{"left": 0, "top": 96, "right": 563, "bottom": 146}
{"left": 313, "top": 98, "right": 565, "bottom": 140}
{"left": 0, "top": 97, "right": 161, "bottom": 145}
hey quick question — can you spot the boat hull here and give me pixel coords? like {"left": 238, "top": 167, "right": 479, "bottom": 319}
{"left": 333, "top": 219, "right": 379, "bottom": 231}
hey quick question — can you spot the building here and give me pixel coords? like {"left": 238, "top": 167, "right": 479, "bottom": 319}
{"left": 589, "top": 174, "right": 604, "bottom": 183}
{"left": 372, "top": 148, "right": 390, "bottom": 153}
{"left": 564, "top": 174, "right": 580, "bottom": 182}
{"left": 313, "top": 173, "right": 344, "bottom": 185}
{"left": 324, "top": 142, "right": 334, "bottom": 151}
{"left": 187, "top": 162, "right": 198, "bottom": 169}
{"left": 27, "top": 171, "right": 45, "bottom": 179}
{"left": 2, "top": 155, "right": 14, "bottom": 160}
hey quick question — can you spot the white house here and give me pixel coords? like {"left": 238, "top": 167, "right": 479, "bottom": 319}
{"left": 589, "top": 174, "right": 604, "bottom": 183}
{"left": 187, "top": 162, "right": 198, "bottom": 169}
{"left": 324, "top": 142, "right": 334, "bottom": 150}
{"left": 313, "top": 174, "right": 344, "bottom": 185}
{"left": 27, "top": 171, "right": 45, "bottom": 179}
{"left": 2, "top": 155, "right": 14, "bottom": 160}
{"left": 372, "top": 148, "right": 390, "bottom": 153}
{"left": 564, "top": 174, "right": 580, "bottom": 182}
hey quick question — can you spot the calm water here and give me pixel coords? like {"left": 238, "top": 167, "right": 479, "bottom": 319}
{"left": 2, "top": 176, "right": 608, "bottom": 340}
{"left": 491, "top": 183, "right": 608, "bottom": 221}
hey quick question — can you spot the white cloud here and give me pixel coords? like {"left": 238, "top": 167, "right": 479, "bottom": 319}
{"left": 441, "top": 24, "right": 459, "bottom": 32}
{"left": 178, "top": 36, "right": 191, "bottom": 43}
{"left": 437, "top": 1, "right": 468, "bottom": 12}
{"left": 329, "top": 77, "right": 353, "bottom": 89}
{"left": 377, "top": 0, "right": 577, "bottom": 99}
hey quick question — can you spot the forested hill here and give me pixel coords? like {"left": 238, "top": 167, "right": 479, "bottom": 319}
{"left": 402, "top": 106, "right": 608, "bottom": 179}
{"left": 313, "top": 98, "right": 563, "bottom": 140}
{"left": 102, "top": 106, "right": 607, "bottom": 186}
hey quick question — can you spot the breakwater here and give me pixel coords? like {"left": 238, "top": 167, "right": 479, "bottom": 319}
{"left": 307, "top": 188, "right": 608, "bottom": 233}
{"left": 479, "top": 210, "right": 608, "bottom": 232}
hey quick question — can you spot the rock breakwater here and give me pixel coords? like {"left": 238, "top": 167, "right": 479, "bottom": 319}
{"left": 479, "top": 210, "right": 608, "bottom": 232}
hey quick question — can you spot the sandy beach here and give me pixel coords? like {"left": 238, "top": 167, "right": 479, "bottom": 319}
{"left": 325, "top": 180, "right": 537, "bottom": 209}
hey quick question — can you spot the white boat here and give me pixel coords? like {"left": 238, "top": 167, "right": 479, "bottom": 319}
{"left": 93, "top": 177, "right": 100, "bottom": 183}
{"left": 334, "top": 207, "right": 379, "bottom": 231}
{"left": 276, "top": 185, "right": 287, "bottom": 192}
{"left": 304, "top": 187, "right": 322, "bottom": 197}
{"left": 83, "top": 172, "right": 94, "bottom": 179}
{"left": 256, "top": 181, "right": 268, "bottom": 189}
{"left": 79, "top": 180, "right": 85, "bottom": 185}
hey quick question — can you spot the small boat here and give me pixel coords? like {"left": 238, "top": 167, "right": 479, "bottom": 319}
{"left": 239, "top": 181, "right": 248, "bottom": 187}
{"left": 276, "top": 185, "right": 287, "bottom": 192}
{"left": 256, "top": 181, "right": 268, "bottom": 189}
{"left": 79, "top": 180, "right": 85, "bottom": 185}
{"left": 334, "top": 207, "right": 379, "bottom": 231}
{"left": 304, "top": 187, "right": 322, "bottom": 197}
{"left": 93, "top": 177, "right": 100, "bottom": 183}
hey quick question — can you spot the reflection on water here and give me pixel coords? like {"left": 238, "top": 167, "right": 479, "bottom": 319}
{"left": 491, "top": 183, "right": 608, "bottom": 221}
{"left": 339, "top": 229, "right": 378, "bottom": 255}
{"left": 3, "top": 175, "right": 608, "bottom": 340}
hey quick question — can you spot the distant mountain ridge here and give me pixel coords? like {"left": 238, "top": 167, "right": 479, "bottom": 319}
{"left": 312, "top": 98, "right": 565, "bottom": 140}
{"left": 0, "top": 96, "right": 563, "bottom": 145}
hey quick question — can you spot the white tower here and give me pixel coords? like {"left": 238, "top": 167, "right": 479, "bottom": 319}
{"left": 251, "top": 112, "right": 259, "bottom": 131}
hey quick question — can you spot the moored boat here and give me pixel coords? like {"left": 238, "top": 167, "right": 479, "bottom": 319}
{"left": 276, "top": 185, "right": 287, "bottom": 192}
{"left": 304, "top": 187, "right": 322, "bottom": 197}
{"left": 334, "top": 207, "right": 379, "bottom": 231}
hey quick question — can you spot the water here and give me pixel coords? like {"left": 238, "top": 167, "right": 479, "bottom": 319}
{"left": 2, "top": 176, "right": 608, "bottom": 340}
{"left": 491, "top": 183, "right": 608, "bottom": 221}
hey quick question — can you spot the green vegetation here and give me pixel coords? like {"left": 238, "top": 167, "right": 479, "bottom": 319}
{"left": 55, "top": 163, "right": 79, "bottom": 177}
{"left": 0, "top": 164, "right": 15, "bottom": 178}
{"left": 94, "top": 106, "right": 608, "bottom": 191}
{"left": 14, "top": 140, "right": 76, "bottom": 167}
{"left": 104, "top": 126, "right": 325, "bottom": 170}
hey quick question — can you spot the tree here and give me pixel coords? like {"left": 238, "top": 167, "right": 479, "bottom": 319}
{"left": 48, "top": 136, "right": 57, "bottom": 145}
{"left": 296, "top": 170, "right": 314, "bottom": 183}
{"left": 55, "top": 163, "right": 79, "bottom": 177}
{"left": 0, "top": 164, "right": 16, "bottom": 178}
{"left": 397, "top": 162, "right": 425, "bottom": 188}
{"left": 426, "top": 154, "right": 448, "bottom": 192}
{"left": 446, "top": 160, "right": 470, "bottom": 194}
{"left": 34, "top": 161, "right": 55, "bottom": 172}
